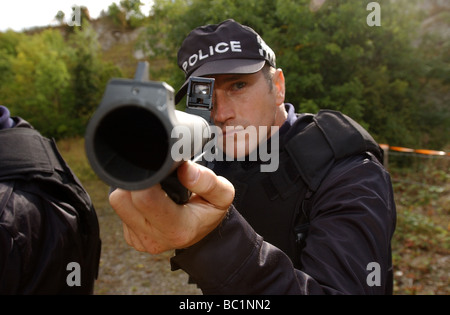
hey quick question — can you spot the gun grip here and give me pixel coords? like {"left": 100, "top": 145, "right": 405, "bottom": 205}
{"left": 160, "top": 170, "right": 191, "bottom": 204}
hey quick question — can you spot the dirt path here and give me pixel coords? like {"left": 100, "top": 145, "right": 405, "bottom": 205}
{"left": 93, "top": 204, "right": 201, "bottom": 295}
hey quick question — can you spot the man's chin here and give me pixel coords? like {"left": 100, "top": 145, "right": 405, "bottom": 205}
{"left": 220, "top": 137, "right": 256, "bottom": 160}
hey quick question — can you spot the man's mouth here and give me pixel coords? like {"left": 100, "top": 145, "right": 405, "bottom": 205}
{"left": 221, "top": 125, "right": 245, "bottom": 137}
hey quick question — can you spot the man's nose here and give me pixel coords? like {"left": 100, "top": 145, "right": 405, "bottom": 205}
{"left": 211, "top": 89, "right": 234, "bottom": 124}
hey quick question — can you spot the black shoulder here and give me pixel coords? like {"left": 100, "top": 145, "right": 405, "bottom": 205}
{"left": 283, "top": 110, "right": 383, "bottom": 192}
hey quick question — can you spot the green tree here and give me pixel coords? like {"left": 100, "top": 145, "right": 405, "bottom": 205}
{"left": 107, "top": 0, "right": 145, "bottom": 29}
{"left": 0, "top": 21, "right": 122, "bottom": 138}
{"left": 121, "top": 0, "right": 146, "bottom": 28}
{"left": 55, "top": 10, "right": 65, "bottom": 25}
{"left": 140, "top": 0, "right": 448, "bottom": 148}
{"left": 107, "top": 2, "right": 127, "bottom": 27}
{"left": 0, "top": 31, "right": 26, "bottom": 100}
{"left": 65, "top": 21, "right": 122, "bottom": 135}
{"left": 0, "top": 29, "right": 71, "bottom": 135}
{"left": 61, "top": 20, "right": 123, "bottom": 137}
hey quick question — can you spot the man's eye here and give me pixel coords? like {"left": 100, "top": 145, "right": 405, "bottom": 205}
{"left": 232, "top": 82, "right": 246, "bottom": 90}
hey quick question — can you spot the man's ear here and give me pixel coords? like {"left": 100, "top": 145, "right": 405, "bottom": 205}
{"left": 273, "top": 68, "right": 285, "bottom": 106}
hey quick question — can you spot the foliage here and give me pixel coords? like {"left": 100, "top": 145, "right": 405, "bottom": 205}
{"left": 0, "top": 22, "right": 122, "bottom": 138}
{"left": 389, "top": 155, "right": 449, "bottom": 294}
{"left": 141, "top": 0, "right": 449, "bottom": 149}
{"left": 0, "top": 29, "right": 71, "bottom": 135}
{"left": 0, "top": 0, "right": 448, "bottom": 149}
{"left": 106, "top": 0, "right": 146, "bottom": 29}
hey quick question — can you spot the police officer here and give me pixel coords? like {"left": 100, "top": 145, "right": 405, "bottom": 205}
{"left": 109, "top": 19, "right": 396, "bottom": 294}
{"left": 0, "top": 105, "right": 101, "bottom": 294}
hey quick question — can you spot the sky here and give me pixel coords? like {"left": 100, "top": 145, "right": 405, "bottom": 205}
{"left": 0, "top": 0, "right": 153, "bottom": 32}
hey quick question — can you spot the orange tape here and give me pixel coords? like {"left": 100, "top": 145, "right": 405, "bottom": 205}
{"left": 414, "top": 149, "right": 446, "bottom": 156}
{"left": 379, "top": 144, "right": 449, "bottom": 156}
{"left": 390, "top": 146, "right": 414, "bottom": 153}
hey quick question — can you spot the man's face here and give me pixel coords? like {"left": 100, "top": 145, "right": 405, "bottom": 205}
{"left": 209, "top": 68, "right": 286, "bottom": 158}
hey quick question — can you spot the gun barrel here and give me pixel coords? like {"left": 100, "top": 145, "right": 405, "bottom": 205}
{"left": 85, "top": 78, "right": 210, "bottom": 197}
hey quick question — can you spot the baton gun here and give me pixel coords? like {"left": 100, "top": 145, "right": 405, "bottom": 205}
{"left": 85, "top": 62, "right": 214, "bottom": 204}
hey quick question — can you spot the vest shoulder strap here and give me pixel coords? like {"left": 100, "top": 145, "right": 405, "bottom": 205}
{"left": 0, "top": 127, "right": 65, "bottom": 179}
{"left": 285, "top": 109, "right": 383, "bottom": 193}
{"left": 314, "top": 110, "right": 383, "bottom": 163}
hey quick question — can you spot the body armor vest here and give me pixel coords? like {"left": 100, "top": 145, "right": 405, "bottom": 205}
{"left": 210, "top": 110, "right": 383, "bottom": 268}
{"left": 0, "top": 125, "right": 101, "bottom": 293}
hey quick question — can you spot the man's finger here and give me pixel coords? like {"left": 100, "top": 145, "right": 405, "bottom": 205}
{"left": 110, "top": 189, "right": 144, "bottom": 228}
{"left": 177, "top": 161, "right": 235, "bottom": 209}
{"left": 123, "top": 223, "right": 146, "bottom": 252}
{"left": 110, "top": 188, "right": 164, "bottom": 235}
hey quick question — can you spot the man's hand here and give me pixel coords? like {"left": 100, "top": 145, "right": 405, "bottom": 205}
{"left": 109, "top": 160, "right": 235, "bottom": 254}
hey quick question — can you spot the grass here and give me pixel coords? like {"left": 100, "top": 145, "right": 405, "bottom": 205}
{"left": 56, "top": 137, "right": 449, "bottom": 295}
{"left": 389, "top": 155, "right": 449, "bottom": 294}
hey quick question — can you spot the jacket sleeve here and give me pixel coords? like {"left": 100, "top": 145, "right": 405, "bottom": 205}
{"left": 170, "top": 155, "right": 396, "bottom": 294}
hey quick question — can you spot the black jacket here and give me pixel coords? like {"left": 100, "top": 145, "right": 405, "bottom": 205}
{"left": 0, "top": 117, "right": 101, "bottom": 294}
{"left": 171, "top": 104, "right": 396, "bottom": 294}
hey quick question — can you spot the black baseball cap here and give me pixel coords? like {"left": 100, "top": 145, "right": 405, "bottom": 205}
{"left": 175, "top": 19, "right": 276, "bottom": 104}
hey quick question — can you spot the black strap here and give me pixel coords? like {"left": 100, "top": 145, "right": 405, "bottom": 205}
{"left": 315, "top": 110, "right": 383, "bottom": 164}
{"left": 0, "top": 128, "right": 65, "bottom": 178}
{"left": 284, "top": 110, "right": 383, "bottom": 193}
{"left": 285, "top": 118, "right": 335, "bottom": 192}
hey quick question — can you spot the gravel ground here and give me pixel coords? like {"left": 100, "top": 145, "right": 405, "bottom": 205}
{"left": 93, "top": 200, "right": 202, "bottom": 295}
